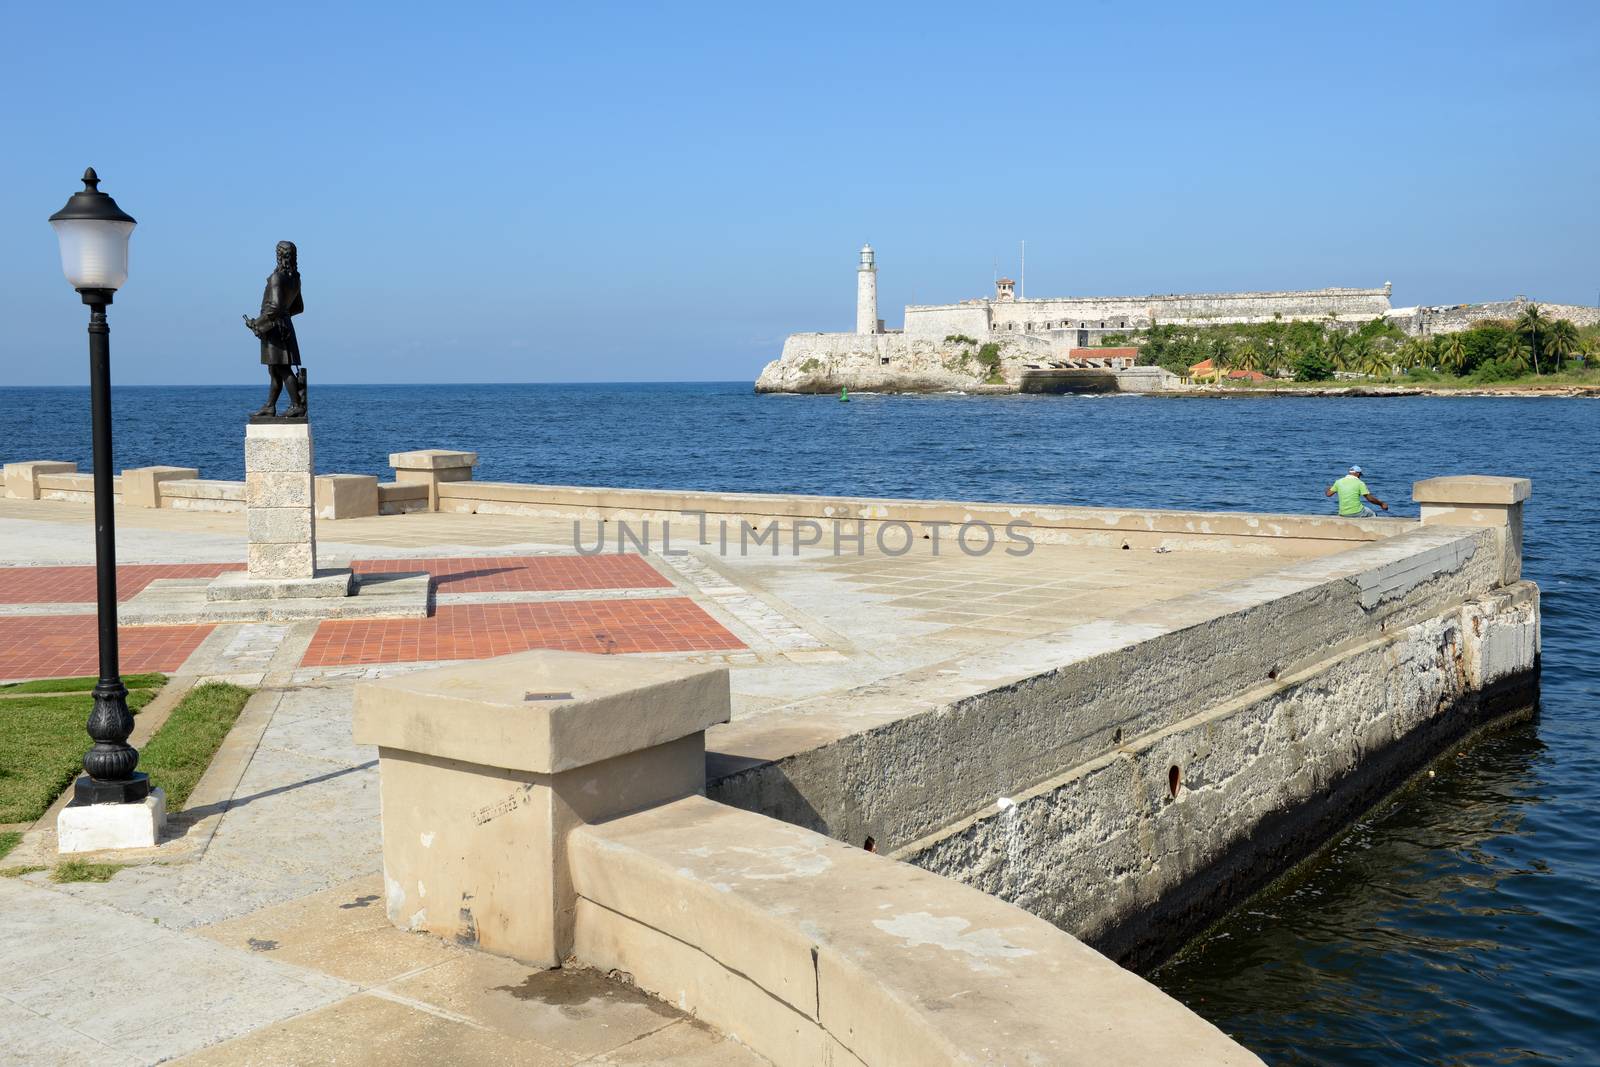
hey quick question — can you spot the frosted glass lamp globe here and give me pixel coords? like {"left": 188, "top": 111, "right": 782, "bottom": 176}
{"left": 48, "top": 168, "right": 136, "bottom": 293}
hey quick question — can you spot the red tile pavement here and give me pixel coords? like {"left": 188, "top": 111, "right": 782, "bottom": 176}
{"left": 0, "top": 616, "right": 215, "bottom": 680}
{"left": 0, "top": 564, "right": 242, "bottom": 604}
{"left": 350, "top": 555, "right": 670, "bottom": 593}
{"left": 301, "top": 598, "right": 743, "bottom": 667}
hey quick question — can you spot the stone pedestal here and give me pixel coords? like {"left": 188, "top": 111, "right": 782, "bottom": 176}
{"left": 389, "top": 450, "right": 477, "bottom": 512}
{"left": 1413, "top": 475, "right": 1531, "bottom": 584}
{"left": 4, "top": 460, "right": 77, "bottom": 500}
{"left": 57, "top": 788, "right": 167, "bottom": 853}
{"left": 246, "top": 422, "right": 318, "bottom": 579}
{"left": 352, "top": 650, "right": 731, "bottom": 966}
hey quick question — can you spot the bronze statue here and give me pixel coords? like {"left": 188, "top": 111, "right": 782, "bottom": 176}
{"left": 244, "top": 240, "right": 307, "bottom": 418}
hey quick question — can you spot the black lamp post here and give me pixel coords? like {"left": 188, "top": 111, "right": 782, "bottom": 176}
{"left": 48, "top": 168, "right": 147, "bottom": 805}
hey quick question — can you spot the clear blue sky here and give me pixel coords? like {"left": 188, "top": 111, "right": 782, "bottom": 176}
{"left": 2, "top": 1, "right": 1595, "bottom": 386}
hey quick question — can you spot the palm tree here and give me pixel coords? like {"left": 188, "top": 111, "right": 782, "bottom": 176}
{"left": 1236, "top": 343, "right": 1260, "bottom": 373}
{"left": 1504, "top": 337, "right": 1531, "bottom": 373}
{"left": 1360, "top": 344, "right": 1390, "bottom": 378}
{"left": 1440, "top": 333, "right": 1468, "bottom": 376}
{"left": 1326, "top": 332, "right": 1353, "bottom": 372}
{"left": 1545, "top": 319, "right": 1580, "bottom": 370}
{"left": 1515, "top": 304, "right": 1547, "bottom": 375}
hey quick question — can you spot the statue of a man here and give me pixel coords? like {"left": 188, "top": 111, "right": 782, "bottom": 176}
{"left": 243, "top": 240, "right": 307, "bottom": 418}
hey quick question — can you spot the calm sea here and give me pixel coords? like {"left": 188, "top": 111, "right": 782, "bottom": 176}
{"left": 3, "top": 382, "right": 1597, "bottom": 1065}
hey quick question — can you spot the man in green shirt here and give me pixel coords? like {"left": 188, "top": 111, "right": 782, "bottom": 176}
{"left": 1327, "top": 465, "right": 1388, "bottom": 517}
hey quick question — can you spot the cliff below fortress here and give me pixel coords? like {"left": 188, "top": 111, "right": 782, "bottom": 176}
{"left": 755, "top": 332, "right": 1050, "bottom": 394}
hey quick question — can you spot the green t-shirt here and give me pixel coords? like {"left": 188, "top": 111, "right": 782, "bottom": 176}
{"left": 1332, "top": 474, "right": 1369, "bottom": 516}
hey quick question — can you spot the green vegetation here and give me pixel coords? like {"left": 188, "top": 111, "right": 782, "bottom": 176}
{"left": 1097, "top": 333, "right": 1129, "bottom": 347}
{"left": 0, "top": 687, "right": 160, "bottom": 823}
{"left": 975, "top": 343, "right": 1004, "bottom": 383}
{"left": 0, "top": 865, "right": 46, "bottom": 878}
{"left": 139, "top": 682, "right": 253, "bottom": 810}
{"left": 0, "top": 673, "right": 166, "bottom": 695}
{"left": 798, "top": 357, "right": 821, "bottom": 373}
{"left": 0, "top": 831, "right": 20, "bottom": 862}
{"left": 1125, "top": 314, "right": 1597, "bottom": 386}
{"left": 52, "top": 859, "right": 125, "bottom": 883}
{"left": 943, "top": 333, "right": 979, "bottom": 345}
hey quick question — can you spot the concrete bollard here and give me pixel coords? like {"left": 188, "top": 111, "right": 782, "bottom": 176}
{"left": 388, "top": 449, "right": 477, "bottom": 512}
{"left": 4, "top": 460, "right": 77, "bottom": 500}
{"left": 1413, "top": 475, "right": 1531, "bottom": 584}
{"left": 121, "top": 466, "right": 200, "bottom": 509}
{"left": 314, "top": 473, "right": 379, "bottom": 520}
{"left": 351, "top": 650, "right": 730, "bottom": 966}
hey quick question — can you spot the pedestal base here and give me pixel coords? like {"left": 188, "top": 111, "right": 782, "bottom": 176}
{"left": 57, "top": 788, "right": 167, "bottom": 854}
{"left": 206, "top": 568, "right": 355, "bottom": 602}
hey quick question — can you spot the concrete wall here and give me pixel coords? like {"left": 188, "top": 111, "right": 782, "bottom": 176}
{"left": 355, "top": 651, "right": 1262, "bottom": 1067}
{"left": 707, "top": 512, "right": 1539, "bottom": 967}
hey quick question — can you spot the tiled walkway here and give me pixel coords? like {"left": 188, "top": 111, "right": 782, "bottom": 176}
{"left": 0, "top": 563, "right": 241, "bottom": 604}
{"left": 301, "top": 598, "right": 743, "bottom": 666}
{"left": 0, "top": 556, "right": 742, "bottom": 679}
{"left": 351, "top": 554, "right": 670, "bottom": 592}
{"left": 0, "top": 616, "right": 215, "bottom": 679}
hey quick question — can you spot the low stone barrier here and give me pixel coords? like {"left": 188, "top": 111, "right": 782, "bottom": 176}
{"left": 37, "top": 470, "right": 119, "bottom": 504}
{"left": 352, "top": 651, "right": 1259, "bottom": 1066}
{"left": 158, "top": 478, "right": 245, "bottom": 512}
{"left": 437, "top": 481, "right": 1396, "bottom": 555}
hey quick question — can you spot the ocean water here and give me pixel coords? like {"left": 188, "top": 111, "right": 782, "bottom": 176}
{"left": 2, "top": 382, "right": 1597, "bottom": 1064}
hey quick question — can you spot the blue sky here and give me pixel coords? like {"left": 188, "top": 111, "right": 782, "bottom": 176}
{"left": 1, "top": 0, "right": 1595, "bottom": 386}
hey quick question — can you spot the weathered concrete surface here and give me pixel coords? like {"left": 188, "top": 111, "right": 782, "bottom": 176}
{"left": 573, "top": 796, "right": 1262, "bottom": 1067}
{"left": 352, "top": 652, "right": 730, "bottom": 965}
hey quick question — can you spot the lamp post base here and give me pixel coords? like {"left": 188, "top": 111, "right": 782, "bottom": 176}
{"left": 71, "top": 771, "right": 151, "bottom": 806}
{"left": 58, "top": 786, "right": 166, "bottom": 854}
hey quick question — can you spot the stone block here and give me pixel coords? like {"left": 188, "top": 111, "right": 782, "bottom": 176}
{"left": 248, "top": 507, "right": 314, "bottom": 545}
{"left": 1414, "top": 475, "right": 1531, "bottom": 583}
{"left": 245, "top": 422, "right": 314, "bottom": 474}
{"left": 206, "top": 569, "right": 354, "bottom": 602}
{"left": 388, "top": 449, "right": 479, "bottom": 473}
{"left": 249, "top": 541, "right": 315, "bottom": 580}
{"left": 120, "top": 466, "right": 199, "bottom": 508}
{"left": 353, "top": 651, "right": 730, "bottom": 966}
{"left": 246, "top": 471, "right": 314, "bottom": 509}
{"left": 389, "top": 450, "right": 478, "bottom": 511}
{"left": 315, "top": 474, "right": 379, "bottom": 520}
{"left": 1412, "top": 475, "right": 1530, "bottom": 506}
{"left": 4, "top": 461, "right": 77, "bottom": 500}
{"left": 57, "top": 789, "right": 166, "bottom": 853}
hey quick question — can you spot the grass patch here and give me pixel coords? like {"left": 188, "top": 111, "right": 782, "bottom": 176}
{"left": 0, "top": 830, "right": 20, "bottom": 861}
{"left": 0, "top": 688, "right": 159, "bottom": 823}
{"left": 139, "top": 682, "right": 253, "bottom": 811}
{"left": 1, "top": 865, "right": 45, "bottom": 878}
{"left": 53, "top": 859, "right": 124, "bottom": 883}
{"left": 0, "top": 673, "right": 167, "bottom": 695}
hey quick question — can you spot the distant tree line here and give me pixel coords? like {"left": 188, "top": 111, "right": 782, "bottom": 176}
{"left": 1123, "top": 308, "right": 1598, "bottom": 383}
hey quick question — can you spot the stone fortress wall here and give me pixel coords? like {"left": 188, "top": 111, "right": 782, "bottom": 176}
{"left": 756, "top": 244, "right": 1600, "bottom": 393}
{"left": 1389, "top": 298, "right": 1600, "bottom": 336}
{"left": 906, "top": 284, "right": 1395, "bottom": 340}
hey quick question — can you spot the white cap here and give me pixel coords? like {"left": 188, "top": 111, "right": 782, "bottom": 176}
{"left": 1349, "top": 465, "right": 1363, "bottom": 475}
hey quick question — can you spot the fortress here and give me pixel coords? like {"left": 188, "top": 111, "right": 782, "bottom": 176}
{"left": 756, "top": 244, "right": 1600, "bottom": 393}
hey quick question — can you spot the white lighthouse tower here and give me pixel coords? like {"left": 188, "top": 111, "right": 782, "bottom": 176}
{"left": 856, "top": 243, "right": 878, "bottom": 334}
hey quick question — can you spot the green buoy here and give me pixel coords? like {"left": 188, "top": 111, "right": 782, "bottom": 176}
{"left": 840, "top": 387, "right": 849, "bottom": 403}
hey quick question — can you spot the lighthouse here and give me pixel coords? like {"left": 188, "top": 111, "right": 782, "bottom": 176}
{"left": 856, "top": 243, "right": 878, "bottom": 334}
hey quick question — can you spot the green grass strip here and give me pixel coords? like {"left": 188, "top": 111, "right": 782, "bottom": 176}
{"left": 0, "top": 830, "right": 19, "bottom": 862}
{"left": 52, "top": 859, "right": 124, "bottom": 883}
{"left": 0, "top": 673, "right": 167, "bottom": 695}
{"left": 0, "top": 689, "right": 157, "bottom": 824}
{"left": 0, "top": 865, "right": 45, "bottom": 878}
{"left": 139, "top": 682, "right": 253, "bottom": 811}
